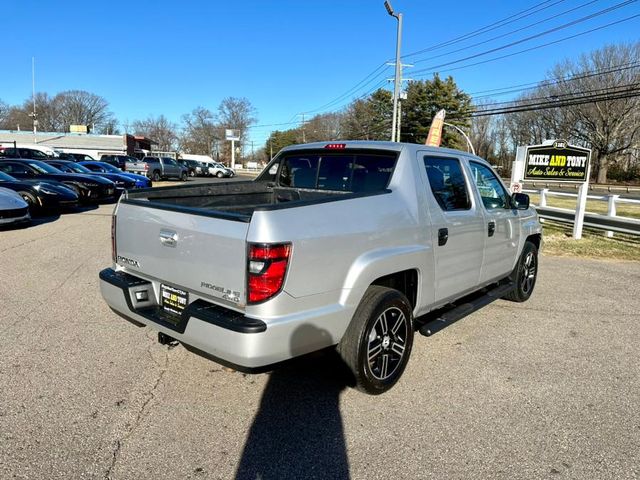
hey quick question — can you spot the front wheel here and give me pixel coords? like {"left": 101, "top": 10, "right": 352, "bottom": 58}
{"left": 181, "top": 172, "right": 188, "bottom": 182}
{"left": 216, "top": 171, "right": 224, "bottom": 178}
{"left": 504, "top": 241, "right": 538, "bottom": 302}
{"left": 337, "top": 286, "right": 414, "bottom": 395}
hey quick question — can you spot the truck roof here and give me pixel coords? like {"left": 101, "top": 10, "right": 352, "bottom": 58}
{"left": 279, "top": 140, "right": 481, "bottom": 160}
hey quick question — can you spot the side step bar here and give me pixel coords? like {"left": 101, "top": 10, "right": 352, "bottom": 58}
{"left": 417, "top": 282, "right": 515, "bottom": 337}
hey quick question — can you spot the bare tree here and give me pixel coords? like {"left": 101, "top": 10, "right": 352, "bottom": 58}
{"left": 52, "top": 90, "right": 114, "bottom": 132}
{"left": 470, "top": 100, "right": 496, "bottom": 160}
{"left": 179, "top": 107, "right": 219, "bottom": 156}
{"left": 303, "top": 113, "right": 342, "bottom": 143}
{"left": 503, "top": 42, "right": 640, "bottom": 182}
{"left": 132, "top": 115, "right": 177, "bottom": 151}
{"left": 545, "top": 43, "right": 640, "bottom": 182}
{"left": 217, "top": 97, "right": 257, "bottom": 159}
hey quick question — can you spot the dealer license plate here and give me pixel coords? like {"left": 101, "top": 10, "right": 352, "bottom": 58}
{"left": 160, "top": 284, "right": 188, "bottom": 319}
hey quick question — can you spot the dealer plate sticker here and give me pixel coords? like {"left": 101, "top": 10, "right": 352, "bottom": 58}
{"left": 160, "top": 284, "right": 188, "bottom": 317}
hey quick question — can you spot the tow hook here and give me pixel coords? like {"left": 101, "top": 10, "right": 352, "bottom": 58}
{"left": 158, "top": 332, "right": 179, "bottom": 348}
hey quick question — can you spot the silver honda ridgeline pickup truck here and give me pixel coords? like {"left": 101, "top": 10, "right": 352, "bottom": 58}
{"left": 100, "top": 141, "right": 541, "bottom": 394}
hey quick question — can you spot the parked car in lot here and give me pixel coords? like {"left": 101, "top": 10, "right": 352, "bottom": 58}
{"left": 204, "top": 161, "right": 235, "bottom": 178}
{"left": 100, "top": 141, "right": 542, "bottom": 394}
{"left": 0, "top": 186, "right": 30, "bottom": 226}
{"left": 100, "top": 154, "right": 139, "bottom": 170}
{"left": 0, "top": 159, "right": 116, "bottom": 203}
{"left": 44, "top": 159, "right": 137, "bottom": 195}
{"left": 125, "top": 156, "right": 188, "bottom": 182}
{"left": 0, "top": 170, "right": 78, "bottom": 212}
{"left": 0, "top": 146, "right": 53, "bottom": 160}
{"left": 56, "top": 152, "right": 96, "bottom": 162}
{"left": 78, "top": 161, "right": 152, "bottom": 188}
{"left": 177, "top": 159, "right": 202, "bottom": 177}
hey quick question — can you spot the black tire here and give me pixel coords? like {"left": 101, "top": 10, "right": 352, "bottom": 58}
{"left": 216, "top": 171, "right": 224, "bottom": 178}
{"left": 152, "top": 171, "right": 161, "bottom": 182}
{"left": 337, "top": 286, "right": 414, "bottom": 395}
{"left": 18, "top": 191, "right": 37, "bottom": 209}
{"left": 504, "top": 241, "right": 538, "bottom": 302}
{"left": 181, "top": 172, "right": 188, "bottom": 182}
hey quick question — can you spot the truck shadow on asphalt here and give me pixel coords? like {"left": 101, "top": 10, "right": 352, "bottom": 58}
{"left": 235, "top": 325, "right": 352, "bottom": 480}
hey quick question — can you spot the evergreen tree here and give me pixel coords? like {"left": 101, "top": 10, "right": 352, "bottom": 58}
{"left": 400, "top": 75, "right": 472, "bottom": 149}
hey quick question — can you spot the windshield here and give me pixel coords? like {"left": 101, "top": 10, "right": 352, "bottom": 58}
{"left": 96, "top": 162, "right": 120, "bottom": 173}
{"left": 0, "top": 171, "right": 17, "bottom": 181}
{"left": 27, "top": 161, "right": 62, "bottom": 174}
{"left": 63, "top": 163, "right": 93, "bottom": 174}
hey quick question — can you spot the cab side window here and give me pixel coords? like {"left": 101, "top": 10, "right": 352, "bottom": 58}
{"left": 423, "top": 156, "right": 471, "bottom": 211}
{"left": 469, "top": 161, "right": 510, "bottom": 209}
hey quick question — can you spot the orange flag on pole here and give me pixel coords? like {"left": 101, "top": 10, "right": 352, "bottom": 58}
{"left": 425, "top": 109, "right": 446, "bottom": 147}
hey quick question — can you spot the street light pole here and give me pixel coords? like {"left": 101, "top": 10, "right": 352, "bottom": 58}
{"left": 385, "top": 1, "right": 402, "bottom": 142}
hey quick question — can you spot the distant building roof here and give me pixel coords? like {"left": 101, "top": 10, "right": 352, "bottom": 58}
{"left": 0, "top": 130, "right": 126, "bottom": 151}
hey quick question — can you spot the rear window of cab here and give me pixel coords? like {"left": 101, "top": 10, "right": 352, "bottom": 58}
{"left": 259, "top": 150, "right": 397, "bottom": 193}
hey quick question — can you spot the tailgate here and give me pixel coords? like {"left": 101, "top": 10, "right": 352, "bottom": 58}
{"left": 114, "top": 201, "right": 249, "bottom": 306}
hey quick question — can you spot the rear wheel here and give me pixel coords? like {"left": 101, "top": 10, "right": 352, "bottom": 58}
{"left": 337, "top": 286, "right": 414, "bottom": 395}
{"left": 189, "top": 170, "right": 195, "bottom": 177}
{"left": 152, "top": 171, "right": 161, "bottom": 182}
{"left": 181, "top": 172, "right": 188, "bottom": 182}
{"left": 504, "top": 241, "right": 538, "bottom": 302}
{"left": 216, "top": 171, "right": 224, "bottom": 178}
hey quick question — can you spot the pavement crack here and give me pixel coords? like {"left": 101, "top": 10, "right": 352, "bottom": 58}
{"left": 103, "top": 349, "right": 170, "bottom": 480}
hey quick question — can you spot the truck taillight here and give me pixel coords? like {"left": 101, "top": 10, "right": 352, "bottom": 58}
{"left": 144, "top": 163, "right": 149, "bottom": 170}
{"left": 111, "top": 214, "right": 117, "bottom": 262}
{"left": 247, "top": 243, "right": 291, "bottom": 304}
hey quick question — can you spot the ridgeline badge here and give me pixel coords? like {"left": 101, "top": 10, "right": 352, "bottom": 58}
{"left": 524, "top": 141, "right": 591, "bottom": 182}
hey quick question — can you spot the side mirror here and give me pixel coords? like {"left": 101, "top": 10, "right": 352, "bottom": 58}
{"left": 511, "top": 192, "right": 530, "bottom": 210}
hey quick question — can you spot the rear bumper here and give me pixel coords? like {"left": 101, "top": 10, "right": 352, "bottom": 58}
{"left": 99, "top": 268, "right": 304, "bottom": 370}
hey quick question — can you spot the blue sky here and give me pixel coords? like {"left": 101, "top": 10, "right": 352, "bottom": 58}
{"left": 1, "top": 0, "right": 638, "bottom": 150}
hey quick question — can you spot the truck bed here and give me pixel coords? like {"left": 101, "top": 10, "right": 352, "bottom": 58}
{"left": 124, "top": 180, "right": 364, "bottom": 220}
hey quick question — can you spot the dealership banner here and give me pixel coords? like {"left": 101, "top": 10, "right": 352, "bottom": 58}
{"left": 425, "top": 109, "right": 446, "bottom": 147}
{"left": 524, "top": 140, "right": 591, "bottom": 182}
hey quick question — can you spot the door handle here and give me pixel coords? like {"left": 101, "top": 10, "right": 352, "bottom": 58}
{"left": 438, "top": 228, "right": 449, "bottom": 246}
{"left": 488, "top": 221, "right": 496, "bottom": 237}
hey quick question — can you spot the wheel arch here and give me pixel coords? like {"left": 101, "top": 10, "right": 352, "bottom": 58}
{"left": 340, "top": 245, "right": 430, "bottom": 314}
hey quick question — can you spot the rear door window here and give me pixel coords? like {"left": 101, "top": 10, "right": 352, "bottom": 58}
{"left": 423, "top": 156, "right": 471, "bottom": 211}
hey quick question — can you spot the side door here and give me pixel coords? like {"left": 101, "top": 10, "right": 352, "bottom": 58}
{"left": 162, "top": 158, "right": 178, "bottom": 177}
{"left": 420, "top": 153, "right": 486, "bottom": 304}
{"left": 467, "top": 160, "right": 520, "bottom": 283}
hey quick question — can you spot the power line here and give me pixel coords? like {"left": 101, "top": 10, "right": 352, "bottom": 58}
{"left": 300, "top": 63, "right": 391, "bottom": 115}
{"left": 469, "top": 61, "right": 640, "bottom": 98}
{"left": 451, "top": 87, "right": 640, "bottom": 118}
{"left": 410, "top": 1, "right": 637, "bottom": 75}
{"left": 473, "top": 81, "right": 640, "bottom": 109}
{"left": 410, "top": 0, "right": 600, "bottom": 66}
{"left": 410, "top": 13, "right": 640, "bottom": 79}
{"left": 402, "top": 0, "right": 568, "bottom": 58}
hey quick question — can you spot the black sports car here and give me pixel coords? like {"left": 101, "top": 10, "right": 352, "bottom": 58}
{"left": 44, "top": 160, "right": 137, "bottom": 195}
{"left": 0, "top": 171, "right": 79, "bottom": 212}
{"left": 0, "top": 159, "right": 116, "bottom": 203}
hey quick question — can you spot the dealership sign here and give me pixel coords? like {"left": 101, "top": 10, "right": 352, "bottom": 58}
{"left": 524, "top": 140, "right": 591, "bottom": 182}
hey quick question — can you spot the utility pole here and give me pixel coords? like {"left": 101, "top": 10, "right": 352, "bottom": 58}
{"left": 384, "top": 1, "right": 402, "bottom": 142}
{"left": 30, "top": 57, "right": 38, "bottom": 143}
{"left": 300, "top": 113, "right": 306, "bottom": 143}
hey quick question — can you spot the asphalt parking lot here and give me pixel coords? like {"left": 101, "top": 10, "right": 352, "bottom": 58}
{"left": 1, "top": 200, "right": 639, "bottom": 479}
